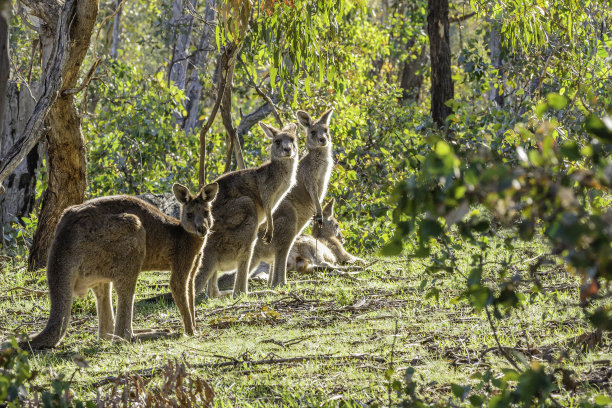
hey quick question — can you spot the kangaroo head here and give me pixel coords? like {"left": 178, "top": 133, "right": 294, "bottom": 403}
{"left": 296, "top": 109, "right": 333, "bottom": 150}
{"left": 259, "top": 122, "right": 298, "bottom": 161}
{"left": 173, "top": 182, "right": 219, "bottom": 237}
{"left": 312, "top": 198, "right": 344, "bottom": 243}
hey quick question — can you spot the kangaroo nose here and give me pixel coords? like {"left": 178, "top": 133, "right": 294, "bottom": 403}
{"left": 197, "top": 226, "right": 205, "bottom": 235}
{"left": 284, "top": 146, "right": 292, "bottom": 154}
{"left": 319, "top": 137, "right": 326, "bottom": 144}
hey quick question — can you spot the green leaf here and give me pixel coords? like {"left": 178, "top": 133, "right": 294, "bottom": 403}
{"left": 546, "top": 93, "right": 568, "bottom": 110}
{"left": 594, "top": 395, "right": 612, "bottom": 406}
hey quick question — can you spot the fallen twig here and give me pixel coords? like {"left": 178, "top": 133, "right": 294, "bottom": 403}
{"left": 6, "top": 286, "right": 48, "bottom": 297}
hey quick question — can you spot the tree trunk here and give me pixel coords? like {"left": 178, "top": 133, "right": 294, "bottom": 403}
{"left": 0, "top": 83, "right": 44, "bottom": 230}
{"left": 28, "top": 0, "right": 98, "bottom": 271}
{"left": 168, "top": 0, "right": 198, "bottom": 91}
{"left": 427, "top": 0, "right": 454, "bottom": 127}
{"left": 184, "top": 0, "right": 216, "bottom": 135}
{"left": 489, "top": 19, "right": 504, "bottom": 107}
{"left": 0, "top": 0, "right": 9, "bottom": 134}
{"left": 399, "top": 41, "right": 425, "bottom": 103}
{"left": 219, "top": 47, "right": 245, "bottom": 171}
{"left": 110, "top": 0, "right": 122, "bottom": 59}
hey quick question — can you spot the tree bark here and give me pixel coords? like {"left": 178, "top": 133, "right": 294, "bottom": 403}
{"left": 28, "top": 0, "right": 99, "bottom": 271}
{"left": 110, "top": 0, "right": 122, "bottom": 59}
{"left": 0, "top": 0, "right": 9, "bottom": 134}
{"left": 399, "top": 41, "right": 425, "bottom": 103}
{"left": 427, "top": 0, "right": 454, "bottom": 127}
{"left": 219, "top": 46, "right": 245, "bottom": 171}
{"left": 168, "top": 0, "right": 198, "bottom": 91}
{"left": 489, "top": 19, "right": 504, "bottom": 107}
{"left": 0, "top": 83, "right": 43, "bottom": 229}
{"left": 184, "top": 0, "right": 216, "bottom": 135}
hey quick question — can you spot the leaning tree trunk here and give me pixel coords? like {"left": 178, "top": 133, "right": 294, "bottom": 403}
{"left": 0, "top": 83, "right": 44, "bottom": 230}
{"left": 427, "top": 0, "right": 454, "bottom": 128}
{"left": 27, "top": 0, "right": 98, "bottom": 271}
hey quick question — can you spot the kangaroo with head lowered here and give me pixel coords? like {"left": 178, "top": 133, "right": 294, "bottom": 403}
{"left": 211, "top": 109, "right": 334, "bottom": 292}
{"left": 22, "top": 183, "right": 218, "bottom": 349}
{"left": 194, "top": 122, "right": 299, "bottom": 298}
{"left": 287, "top": 198, "right": 364, "bottom": 273}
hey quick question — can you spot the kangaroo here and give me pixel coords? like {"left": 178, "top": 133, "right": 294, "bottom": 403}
{"left": 21, "top": 183, "right": 218, "bottom": 349}
{"left": 194, "top": 122, "right": 299, "bottom": 298}
{"left": 287, "top": 198, "right": 364, "bottom": 273}
{"left": 236, "top": 109, "right": 335, "bottom": 289}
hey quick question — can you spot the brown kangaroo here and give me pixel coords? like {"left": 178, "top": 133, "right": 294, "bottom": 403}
{"left": 238, "top": 109, "right": 334, "bottom": 289}
{"left": 287, "top": 198, "right": 364, "bottom": 273}
{"left": 21, "top": 183, "right": 218, "bottom": 349}
{"left": 194, "top": 122, "right": 299, "bottom": 298}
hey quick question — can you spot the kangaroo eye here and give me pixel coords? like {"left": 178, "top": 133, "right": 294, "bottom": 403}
{"left": 275, "top": 140, "right": 281, "bottom": 146}
{"left": 186, "top": 213, "right": 193, "bottom": 219}
{"left": 311, "top": 131, "right": 316, "bottom": 137}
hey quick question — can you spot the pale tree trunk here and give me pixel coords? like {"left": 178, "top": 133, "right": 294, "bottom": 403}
{"left": 26, "top": 0, "right": 99, "bottom": 271}
{"left": 489, "top": 19, "right": 504, "bottom": 107}
{"left": 168, "top": 0, "right": 198, "bottom": 91}
{"left": 0, "top": 0, "right": 8, "bottom": 133}
{"left": 427, "top": 0, "right": 454, "bottom": 128}
{"left": 184, "top": 0, "right": 216, "bottom": 135}
{"left": 110, "top": 0, "right": 122, "bottom": 59}
{"left": 0, "top": 83, "right": 44, "bottom": 230}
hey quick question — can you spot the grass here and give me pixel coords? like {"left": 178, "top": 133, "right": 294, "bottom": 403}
{"left": 0, "top": 231, "right": 610, "bottom": 406}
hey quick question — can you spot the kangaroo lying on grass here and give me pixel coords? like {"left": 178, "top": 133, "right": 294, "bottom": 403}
{"left": 194, "top": 122, "right": 299, "bottom": 298}
{"left": 21, "top": 183, "right": 218, "bottom": 349}
{"left": 212, "top": 109, "right": 335, "bottom": 293}
{"left": 287, "top": 198, "right": 363, "bottom": 273}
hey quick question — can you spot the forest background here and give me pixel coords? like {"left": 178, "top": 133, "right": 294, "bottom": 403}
{"left": 0, "top": 0, "right": 611, "bottom": 406}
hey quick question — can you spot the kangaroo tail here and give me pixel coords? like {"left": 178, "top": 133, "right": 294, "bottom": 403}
{"left": 22, "top": 246, "right": 74, "bottom": 350}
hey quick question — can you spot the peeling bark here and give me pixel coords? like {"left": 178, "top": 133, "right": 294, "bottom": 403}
{"left": 0, "top": 83, "right": 43, "bottom": 229}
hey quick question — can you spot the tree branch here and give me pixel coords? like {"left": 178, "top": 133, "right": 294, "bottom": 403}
{"left": 198, "top": 43, "right": 236, "bottom": 187}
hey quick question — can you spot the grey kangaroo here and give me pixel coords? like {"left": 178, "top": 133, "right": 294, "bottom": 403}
{"left": 287, "top": 198, "right": 364, "bottom": 273}
{"left": 224, "top": 108, "right": 335, "bottom": 290}
{"left": 22, "top": 183, "right": 218, "bottom": 349}
{"left": 194, "top": 122, "right": 299, "bottom": 298}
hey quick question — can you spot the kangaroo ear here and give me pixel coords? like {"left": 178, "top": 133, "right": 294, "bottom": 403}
{"left": 322, "top": 198, "right": 335, "bottom": 218}
{"left": 317, "top": 108, "right": 334, "bottom": 126}
{"left": 259, "top": 121, "right": 278, "bottom": 139}
{"left": 296, "top": 110, "right": 313, "bottom": 128}
{"left": 173, "top": 183, "right": 191, "bottom": 204}
{"left": 201, "top": 182, "right": 219, "bottom": 202}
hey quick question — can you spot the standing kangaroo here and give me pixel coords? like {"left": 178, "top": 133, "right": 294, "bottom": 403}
{"left": 22, "top": 183, "right": 218, "bottom": 349}
{"left": 287, "top": 198, "right": 364, "bottom": 273}
{"left": 194, "top": 122, "right": 299, "bottom": 298}
{"left": 232, "top": 108, "right": 335, "bottom": 289}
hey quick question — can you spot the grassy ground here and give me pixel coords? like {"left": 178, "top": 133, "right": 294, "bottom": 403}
{"left": 0, "top": 233, "right": 610, "bottom": 406}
